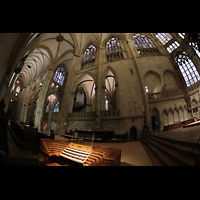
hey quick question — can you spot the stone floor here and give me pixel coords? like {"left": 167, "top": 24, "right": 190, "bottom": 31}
{"left": 56, "top": 123, "right": 200, "bottom": 166}
{"left": 55, "top": 135, "right": 153, "bottom": 166}
{"left": 152, "top": 124, "right": 200, "bottom": 143}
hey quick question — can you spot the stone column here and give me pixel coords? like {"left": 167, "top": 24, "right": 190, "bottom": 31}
{"left": 126, "top": 40, "right": 151, "bottom": 131}
{"left": 47, "top": 108, "right": 53, "bottom": 131}
{"left": 34, "top": 68, "right": 54, "bottom": 131}
{"left": 58, "top": 55, "right": 80, "bottom": 135}
{"left": 96, "top": 46, "right": 104, "bottom": 115}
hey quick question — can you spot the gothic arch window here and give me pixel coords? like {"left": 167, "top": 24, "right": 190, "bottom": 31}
{"left": 155, "top": 33, "right": 173, "bottom": 45}
{"left": 82, "top": 44, "right": 96, "bottom": 62}
{"left": 175, "top": 51, "right": 200, "bottom": 87}
{"left": 53, "top": 101, "right": 59, "bottom": 112}
{"left": 81, "top": 44, "right": 97, "bottom": 69}
{"left": 105, "top": 93, "right": 108, "bottom": 111}
{"left": 45, "top": 103, "right": 50, "bottom": 113}
{"left": 73, "top": 87, "right": 86, "bottom": 112}
{"left": 178, "top": 33, "right": 185, "bottom": 39}
{"left": 132, "top": 34, "right": 156, "bottom": 49}
{"left": 53, "top": 67, "right": 65, "bottom": 86}
{"left": 189, "top": 37, "right": 200, "bottom": 58}
{"left": 132, "top": 34, "right": 160, "bottom": 56}
{"left": 166, "top": 41, "right": 180, "bottom": 53}
{"left": 106, "top": 38, "right": 123, "bottom": 62}
{"left": 106, "top": 38, "right": 122, "bottom": 54}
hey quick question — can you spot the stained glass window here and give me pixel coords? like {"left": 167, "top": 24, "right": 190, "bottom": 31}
{"left": 132, "top": 34, "right": 156, "bottom": 49}
{"left": 189, "top": 40, "right": 200, "bottom": 58}
{"left": 82, "top": 44, "right": 96, "bottom": 61}
{"left": 166, "top": 41, "right": 180, "bottom": 53}
{"left": 53, "top": 67, "right": 65, "bottom": 86}
{"left": 105, "top": 94, "right": 108, "bottom": 110}
{"left": 54, "top": 101, "right": 59, "bottom": 112}
{"left": 178, "top": 33, "right": 185, "bottom": 39}
{"left": 45, "top": 103, "right": 50, "bottom": 113}
{"left": 175, "top": 51, "right": 200, "bottom": 87}
{"left": 155, "top": 33, "right": 173, "bottom": 45}
{"left": 106, "top": 38, "right": 122, "bottom": 54}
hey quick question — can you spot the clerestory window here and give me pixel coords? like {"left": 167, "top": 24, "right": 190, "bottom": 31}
{"left": 81, "top": 44, "right": 96, "bottom": 69}
{"left": 106, "top": 38, "right": 123, "bottom": 62}
{"left": 175, "top": 51, "right": 200, "bottom": 87}
{"left": 54, "top": 101, "right": 59, "bottom": 112}
{"left": 155, "top": 33, "right": 173, "bottom": 45}
{"left": 53, "top": 67, "right": 65, "bottom": 86}
{"left": 132, "top": 34, "right": 160, "bottom": 56}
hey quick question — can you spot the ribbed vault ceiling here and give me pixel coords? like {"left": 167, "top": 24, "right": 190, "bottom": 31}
{"left": 18, "top": 33, "right": 145, "bottom": 87}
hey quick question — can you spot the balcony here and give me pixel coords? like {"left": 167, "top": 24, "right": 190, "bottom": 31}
{"left": 106, "top": 52, "right": 124, "bottom": 62}
{"left": 68, "top": 112, "right": 96, "bottom": 119}
{"left": 148, "top": 89, "right": 184, "bottom": 100}
{"left": 100, "top": 110, "right": 119, "bottom": 118}
{"left": 68, "top": 109, "right": 119, "bottom": 119}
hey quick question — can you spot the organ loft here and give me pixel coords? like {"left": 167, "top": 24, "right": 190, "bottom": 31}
{"left": 1, "top": 33, "right": 200, "bottom": 166}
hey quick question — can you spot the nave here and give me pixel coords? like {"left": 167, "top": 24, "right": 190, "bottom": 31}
{"left": 2, "top": 119, "right": 200, "bottom": 166}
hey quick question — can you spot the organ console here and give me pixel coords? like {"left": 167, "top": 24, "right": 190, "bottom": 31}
{"left": 40, "top": 139, "right": 121, "bottom": 166}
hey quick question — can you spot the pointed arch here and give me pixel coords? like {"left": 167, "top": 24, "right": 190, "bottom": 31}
{"left": 72, "top": 72, "right": 97, "bottom": 111}
{"left": 163, "top": 69, "right": 178, "bottom": 91}
{"left": 102, "top": 66, "right": 118, "bottom": 110}
{"left": 102, "top": 66, "right": 118, "bottom": 85}
{"left": 144, "top": 70, "right": 162, "bottom": 93}
{"left": 53, "top": 66, "right": 65, "bottom": 86}
{"left": 175, "top": 51, "right": 200, "bottom": 87}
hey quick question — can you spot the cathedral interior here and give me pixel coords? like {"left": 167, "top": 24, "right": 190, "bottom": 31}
{"left": 1, "top": 33, "right": 200, "bottom": 166}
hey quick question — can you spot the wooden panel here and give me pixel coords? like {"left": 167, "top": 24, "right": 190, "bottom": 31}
{"left": 40, "top": 139, "right": 121, "bottom": 166}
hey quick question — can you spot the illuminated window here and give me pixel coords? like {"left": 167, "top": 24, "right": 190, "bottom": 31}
{"left": 175, "top": 51, "right": 200, "bottom": 87}
{"left": 132, "top": 34, "right": 160, "bottom": 56}
{"left": 82, "top": 44, "right": 96, "bottom": 62}
{"left": 178, "top": 33, "right": 185, "bottom": 39}
{"left": 189, "top": 38, "right": 200, "bottom": 58}
{"left": 155, "top": 33, "right": 173, "bottom": 45}
{"left": 54, "top": 101, "right": 59, "bottom": 112}
{"left": 132, "top": 34, "right": 156, "bottom": 49}
{"left": 45, "top": 103, "right": 50, "bottom": 113}
{"left": 166, "top": 41, "right": 180, "bottom": 53}
{"left": 53, "top": 67, "right": 65, "bottom": 86}
{"left": 106, "top": 38, "right": 122, "bottom": 54}
{"left": 105, "top": 94, "right": 108, "bottom": 111}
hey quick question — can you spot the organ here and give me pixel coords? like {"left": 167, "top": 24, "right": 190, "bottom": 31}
{"left": 40, "top": 139, "right": 121, "bottom": 166}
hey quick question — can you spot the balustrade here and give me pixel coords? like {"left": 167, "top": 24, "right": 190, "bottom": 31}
{"left": 106, "top": 52, "right": 124, "bottom": 62}
{"left": 148, "top": 89, "right": 184, "bottom": 100}
{"left": 138, "top": 48, "right": 160, "bottom": 56}
{"left": 68, "top": 110, "right": 119, "bottom": 119}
